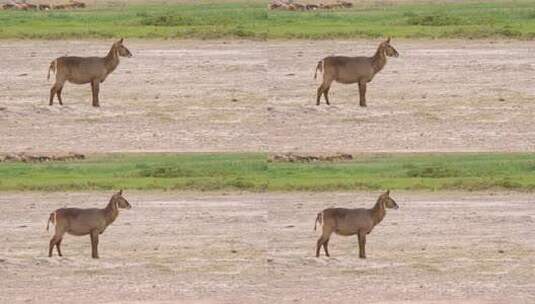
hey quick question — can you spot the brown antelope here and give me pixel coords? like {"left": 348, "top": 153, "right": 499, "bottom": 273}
{"left": 314, "top": 38, "right": 399, "bottom": 106}
{"left": 47, "top": 38, "right": 132, "bottom": 107}
{"left": 38, "top": 4, "right": 51, "bottom": 10}
{"left": 314, "top": 190, "right": 399, "bottom": 258}
{"left": 337, "top": 0, "right": 353, "bottom": 8}
{"left": 46, "top": 190, "right": 132, "bottom": 259}
{"left": 69, "top": 0, "right": 86, "bottom": 8}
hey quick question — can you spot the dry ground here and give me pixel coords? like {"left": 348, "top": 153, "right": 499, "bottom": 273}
{"left": 1, "top": 40, "right": 534, "bottom": 153}
{"left": 1, "top": 191, "right": 534, "bottom": 303}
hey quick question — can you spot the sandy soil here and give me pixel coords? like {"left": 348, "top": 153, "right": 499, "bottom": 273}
{"left": 267, "top": 40, "right": 535, "bottom": 153}
{"left": 1, "top": 39, "right": 535, "bottom": 153}
{"left": 1, "top": 191, "right": 534, "bottom": 303}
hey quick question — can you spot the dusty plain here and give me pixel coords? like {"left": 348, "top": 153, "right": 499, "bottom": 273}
{"left": 0, "top": 191, "right": 534, "bottom": 303}
{"left": 1, "top": 40, "right": 535, "bottom": 153}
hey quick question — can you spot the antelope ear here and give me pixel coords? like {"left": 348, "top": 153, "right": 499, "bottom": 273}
{"left": 385, "top": 189, "right": 390, "bottom": 195}
{"left": 386, "top": 37, "right": 391, "bottom": 43}
{"left": 118, "top": 189, "right": 123, "bottom": 195}
{"left": 119, "top": 38, "right": 124, "bottom": 44}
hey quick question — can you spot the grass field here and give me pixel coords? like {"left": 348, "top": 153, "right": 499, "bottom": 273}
{"left": 0, "top": 1, "right": 535, "bottom": 39}
{"left": 1, "top": 153, "right": 534, "bottom": 191}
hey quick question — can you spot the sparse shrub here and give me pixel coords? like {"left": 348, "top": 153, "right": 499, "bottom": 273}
{"left": 406, "top": 13, "right": 462, "bottom": 26}
{"left": 494, "top": 178, "right": 522, "bottom": 189}
{"left": 495, "top": 26, "right": 522, "bottom": 38}
{"left": 136, "top": 166, "right": 195, "bottom": 178}
{"left": 140, "top": 14, "right": 196, "bottom": 26}
{"left": 406, "top": 165, "right": 460, "bottom": 178}
{"left": 225, "top": 177, "right": 256, "bottom": 189}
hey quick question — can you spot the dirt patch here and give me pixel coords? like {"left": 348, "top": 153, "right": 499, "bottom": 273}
{"left": 0, "top": 152, "right": 85, "bottom": 162}
{"left": 1, "top": 40, "right": 535, "bottom": 153}
{"left": 269, "top": 0, "right": 354, "bottom": 11}
{"left": 268, "top": 152, "right": 352, "bottom": 162}
{"left": 0, "top": 191, "right": 534, "bottom": 303}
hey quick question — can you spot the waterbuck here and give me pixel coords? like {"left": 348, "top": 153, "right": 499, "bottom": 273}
{"left": 46, "top": 190, "right": 132, "bottom": 259}
{"left": 47, "top": 38, "right": 132, "bottom": 107}
{"left": 314, "top": 190, "right": 399, "bottom": 258}
{"left": 314, "top": 38, "right": 399, "bottom": 106}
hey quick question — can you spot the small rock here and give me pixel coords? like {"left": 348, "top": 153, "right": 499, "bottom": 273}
{"left": 231, "top": 98, "right": 238, "bottom": 102}
{"left": 267, "top": 258, "right": 273, "bottom": 263}
{"left": 498, "top": 249, "right": 505, "bottom": 254}
{"left": 0, "top": 107, "right": 6, "bottom": 111}
{"left": 498, "top": 98, "right": 505, "bottom": 102}
{"left": 285, "top": 73, "right": 295, "bottom": 76}
{"left": 0, "top": 259, "right": 6, "bottom": 263}
{"left": 17, "top": 73, "right": 28, "bottom": 77}
{"left": 230, "top": 250, "right": 238, "bottom": 254}
{"left": 285, "top": 225, "right": 295, "bottom": 228}
{"left": 18, "top": 225, "right": 27, "bottom": 228}
{"left": 267, "top": 107, "right": 274, "bottom": 111}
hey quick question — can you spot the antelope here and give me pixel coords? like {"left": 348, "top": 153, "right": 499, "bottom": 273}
{"left": 292, "top": 3, "right": 306, "bottom": 10}
{"left": 46, "top": 190, "right": 132, "bottom": 259}
{"left": 314, "top": 190, "right": 399, "bottom": 259}
{"left": 314, "top": 38, "right": 399, "bottom": 106}
{"left": 69, "top": 0, "right": 86, "bottom": 8}
{"left": 337, "top": 0, "right": 353, "bottom": 8}
{"left": 319, "top": 3, "right": 334, "bottom": 9}
{"left": 47, "top": 38, "right": 132, "bottom": 107}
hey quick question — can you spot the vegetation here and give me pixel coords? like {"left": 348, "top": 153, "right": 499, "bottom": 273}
{"left": 0, "top": 153, "right": 534, "bottom": 192}
{"left": 0, "top": 1, "right": 535, "bottom": 39}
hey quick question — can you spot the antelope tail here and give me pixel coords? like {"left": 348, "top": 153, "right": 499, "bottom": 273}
{"left": 46, "top": 212, "right": 56, "bottom": 231}
{"left": 314, "top": 212, "right": 323, "bottom": 231}
{"left": 47, "top": 60, "right": 56, "bottom": 81}
{"left": 313, "top": 60, "right": 323, "bottom": 80}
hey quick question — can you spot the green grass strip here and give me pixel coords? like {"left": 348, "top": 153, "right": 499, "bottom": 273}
{"left": 1, "top": 1, "right": 535, "bottom": 39}
{"left": 1, "top": 153, "right": 534, "bottom": 192}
